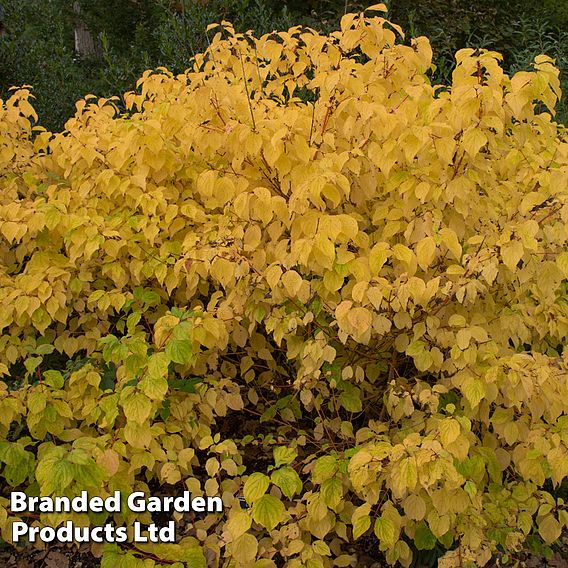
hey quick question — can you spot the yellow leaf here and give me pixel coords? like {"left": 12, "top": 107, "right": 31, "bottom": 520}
{"left": 366, "top": 3, "right": 388, "bottom": 12}
{"left": 226, "top": 510, "right": 252, "bottom": 541}
{"left": 519, "top": 191, "right": 547, "bottom": 215}
{"left": 1, "top": 221, "right": 24, "bottom": 243}
{"left": 369, "top": 243, "right": 390, "bottom": 275}
{"left": 462, "top": 128, "right": 487, "bottom": 158}
{"left": 439, "top": 228, "right": 462, "bottom": 260}
{"left": 281, "top": 270, "right": 303, "bottom": 296}
{"left": 390, "top": 456, "right": 418, "bottom": 497}
{"left": 415, "top": 237, "right": 436, "bottom": 270}
{"left": 244, "top": 472, "right": 270, "bottom": 503}
{"left": 434, "top": 136, "right": 456, "bottom": 165}
{"left": 538, "top": 514, "right": 561, "bottom": 544}
{"left": 428, "top": 512, "right": 450, "bottom": 538}
{"left": 347, "top": 308, "right": 372, "bottom": 334}
{"left": 122, "top": 393, "right": 152, "bottom": 424}
{"left": 352, "top": 503, "right": 372, "bottom": 540}
{"left": 210, "top": 257, "right": 235, "bottom": 288}
{"left": 461, "top": 377, "right": 485, "bottom": 408}
{"left": 439, "top": 418, "right": 460, "bottom": 446}
{"left": 448, "top": 314, "right": 466, "bottom": 327}
{"left": 230, "top": 533, "right": 258, "bottom": 564}
{"left": 501, "top": 241, "right": 524, "bottom": 271}
{"left": 556, "top": 252, "right": 568, "bottom": 278}
{"left": 403, "top": 493, "right": 426, "bottom": 521}
{"left": 456, "top": 329, "right": 471, "bottom": 350}
{"left": 96, "top": 449, "right": 120, "bottom": 476}
{"left": 392, "top": 243, "right": 415, "bottom": 266}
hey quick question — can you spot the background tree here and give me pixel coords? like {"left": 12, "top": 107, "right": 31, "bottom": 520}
{"left": 0, "top": 0, "right": 566, "bottom": 131}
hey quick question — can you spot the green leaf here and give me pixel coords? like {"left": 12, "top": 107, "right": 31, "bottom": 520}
{"left": 374, "top": 516, "right": 397, "bottom": 549}
{"left": 43, "top": 370, "right": 64, "bottom": 389}
{"left": 100, "top": 363, "right": 116, "bottom": 391}
{"left": 122, "top": 393, "right": 152, "bottom": 424}
{"left": 462, "top": 378, "right": 485, "bottom": 408}
{"left": 182, "top": 547, "right": 207, "bottom": 568}
{"left": 312, "top": 455, "right": 338, "bottom": 483}
{"left": 126, "top": 312, "right": 142, "bottom": 334}
{"left": 321, "top": 477, "right": 342, "bottom": 509}
{"left": 312, "top": 540, "right": 331, "bottom": 556}
{"left": 165, "top": 338, "right": 193, "bottom": 365}
{"left": 27, "top": 391, "right": 47, "bottom": 414}
{"left": 406, "top": 340, "right": 425, "bottom": 357}
{"left": 414, "top": 522, "right": 436, "bottom": 550}
{"left": 73, "top": 462, "right": 105, "bottom": 489}
{"left": 24, "top": 356, "right": 43, "bottom": 375}
{"left": 244, "top": 472, "right": 270, "bottom": 503}
{"left": 273, "top": 446, "right": 297, "bottom": 467}
{"left": 172, "top": 320, "right": 193, "bottom": 340}
{"left": 339, "top": 385, "right": 363, "bottom": 412}
{"left": 159, "top": 399, "right": 171, "bottom": 420}
{"left": 170, "top": 306, "right": 185, "bottom": 318}
{"left": 271, "top": 466, "right": 302, "bottom": 499}
{"left": 34, "top": 344, "right": 55, "bottom": 355}
{"left": 37, "top": 458, "right": 74, "bottom": 494}
{"left": 253, "top": 561, "right": 277, "bottom": 568}
{"left": 252, "top": 494, "right": 285, "bottom": 531}
{"left": 352, "top": 503, "right": 371, "bottom": 540}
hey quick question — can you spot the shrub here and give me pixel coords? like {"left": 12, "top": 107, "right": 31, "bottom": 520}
{"left": 386, "top": 0, "right": 568, "bottom": 126}
{"left": 0, "top": 0, "right": 299, "bottom": 132}
{"left": 1, "top": 4, "right": 568, "bottom": 567}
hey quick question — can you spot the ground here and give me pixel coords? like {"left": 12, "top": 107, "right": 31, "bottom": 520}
{"left": 1, "top": 536, "right": 568, "bottom": 567}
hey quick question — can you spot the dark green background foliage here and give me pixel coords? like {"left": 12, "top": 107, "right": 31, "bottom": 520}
{"left": 0, "top": 0, "right": 567, "bottom": 131}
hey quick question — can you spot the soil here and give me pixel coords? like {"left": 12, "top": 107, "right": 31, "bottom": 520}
{"left": 0, "top": 545, "right": 100, "bottom": 568}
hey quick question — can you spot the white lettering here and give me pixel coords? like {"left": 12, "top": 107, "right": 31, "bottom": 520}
{"left": 71, "top": 491, "right": 88, "bottom": 512}
{"left": 115, "top": 526, "right": 128, "bottom": 542}
{"left": 91, "top": 526, "right": 103, "bottom": 543}
{"left": 127, "top": 492, "right": 146, "bottom": 512}
{"left": 133, "top": 521, "right": 148, "bottom": 542}
{"left": 89, "top": 496, "right": 103, "bottom": 513}
{"left": 147, "top": 496, "right": 161, "bottom": 512}
{"left": 192, "top": 496, "right": 205, "bottom": 512}
{"left": 173, "top": 492, "right": 190, "bottom": 512}
{"left": 105, "top": 491, "right": 121, "bottom": 512}
{"left": 39, "top": 526, "right": 55, "bottom": 542}
{"left": 162, "top": 496, "right": 175, "bottom": 511}
{"left": 158, "top": 521, "right": 176, "bottom": 542}
{"left": 38, "top": 497, "right": 54, "bottom": 512}
{"left": 11, "top": 521, "right": 28, "bottom": 542}
{"left": 28, "top": 525, "right": 40, "bottom": 542}
{"left": 207, "top": 496, "right": 223, "bottom": 512}
{"left": 53, "top": 496, "right": 71, "bottom": 512}
{"left": 10, "top": 492, "right": 28, "bottom": 513}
